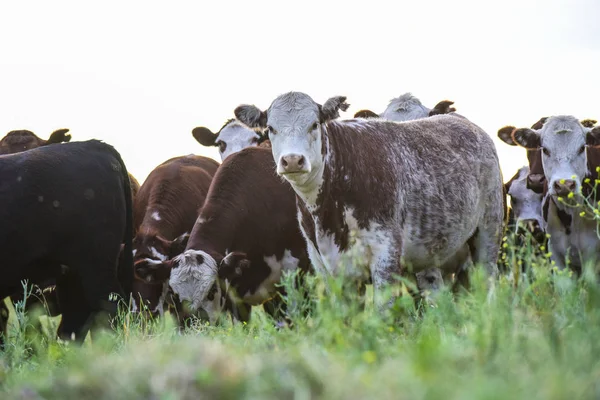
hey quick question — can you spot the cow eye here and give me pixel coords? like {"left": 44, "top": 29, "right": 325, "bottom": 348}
{"left": 542, "top": 147, "right": 550, "bottom": 157}
{"left": 218, "top": 141, "right": 227, "bottom": 153}
{"left": 578, "top": 145, "right": 585, "bottom": 155}
{"left": 310, "top": 122, "right": 319, "bottom": 132}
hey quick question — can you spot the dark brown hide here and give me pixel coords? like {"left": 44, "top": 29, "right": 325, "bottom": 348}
{"left": 0, "top": 129, "right": 71, "bottom": 155}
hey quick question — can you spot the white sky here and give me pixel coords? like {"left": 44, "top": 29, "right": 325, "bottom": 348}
{"left": 1, "top": 0, "right": 598, "bottom": 182}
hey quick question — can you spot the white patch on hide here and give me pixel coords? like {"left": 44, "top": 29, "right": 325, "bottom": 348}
{"left": 150, "top": 247, "right": 168, "bottom": 261}
{"left": 151, "top": 211, "right": 161, "bottom": 221}
{"left": 242, "top": 250, "right": 300, "bottom": 305}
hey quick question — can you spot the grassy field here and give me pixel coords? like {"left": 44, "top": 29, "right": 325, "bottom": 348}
{"left": 1, "top": 233, "right": 600, "bottom": 400}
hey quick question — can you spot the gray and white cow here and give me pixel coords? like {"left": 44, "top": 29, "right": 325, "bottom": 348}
{"left": 512, "top": 115, "right": 600, "bottom": 272}
{"left": 192, "top": 119, "right": 268, "bottom": 161}
{"left": 235, "top": 92, "right": 504, "bottom": 308}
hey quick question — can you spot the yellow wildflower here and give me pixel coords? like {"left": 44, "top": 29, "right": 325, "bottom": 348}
{"left": 580, "top": 211, "right": 586, "bottom": 217}
{"left": 568, "top": 192, "right": 575, "bottom": 199}
{"left": 560, "top": 179, "right": 566, "bottom": 184}
{"left": 362, "top": 351, "right": 377, "bottom": 364}
{"left": 585, "top": 178, "right": 591, "bottom": 184}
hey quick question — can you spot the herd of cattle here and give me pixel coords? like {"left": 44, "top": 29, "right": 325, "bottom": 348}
{"left": 1, "top": 91, "right": 599, "bottom": 345}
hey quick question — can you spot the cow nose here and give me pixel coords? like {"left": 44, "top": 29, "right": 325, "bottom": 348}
{"left": 553, "top": 179, "right": 577, "bottom": 196}
{"left": 526, "top": 174, "right": 545, "bottom": 193}
{"left": 280, "top": 154, "right": 306, "bottom": 173}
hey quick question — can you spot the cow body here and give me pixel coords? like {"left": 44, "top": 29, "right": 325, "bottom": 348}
{"left": 0, "top": 140, "right": 132, "bottom": 342}
{"left": 235, "top": 92, "right": 503, "bottom": 308}
{"left": 136, "top": 147, "right": 310, "bottom": 323}
{"left": 131, "top": 155, "right": 219, "bottom": 315}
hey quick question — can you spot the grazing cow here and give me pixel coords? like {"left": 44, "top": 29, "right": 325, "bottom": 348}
{"left": 135, "top": 147, "right": 310, "bottom": 323}
{"left": 192, "top": 119, "right": 268, "bottom": 161}
{"left": 235, "top": 92, "right": 504, "bottom": 309}
{"left": 131, "top": 155, "right": 219, "bottom": 317}
{"left": 511, "top": 116, "right": 600, "bottom": 272}
{"left": 0, "top": 129, "right": 71, "bottom": 155}
{"left": 353, "top": 93, "right": 459, "bottom": 121}
{"left": 0, "top": 140, "right": 132, "bottom": 342}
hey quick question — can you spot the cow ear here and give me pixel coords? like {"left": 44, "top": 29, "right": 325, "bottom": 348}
{"left": 586, "top": 126, "right": 600, "bottom": 147}
{"left": 428, "top": 100, "right": 456, "bottom": 116}
{"left": 135, "top": 259, "right": 174, "bottom": 283}
{"left": 497, "top": 126, "right": 517, "bottom": 146}
{"left": 46, "top": 128, "right": 71, "bottom": 144}
{"left": 218, "top": 252, "right": 251, "bottom": 280}
{"left": 319, "top": 96, "right": 350, "bottom": 123}
{"left": 512, "top": 128, "right": 540, "bottom": 149}
{"left": 192, "top": 127, "right": 218, "bottom": 147}
{"left": 353, "top": 109, "right": 379, "bottom": 119}
{"left": 234, "top": 105, "right": 267, "bottom": 128}
{"left": 581, "top": 119, "right": 597, "bottom": 128}
{"left": 530, "top": 117, "right": 548, "bottom": 130}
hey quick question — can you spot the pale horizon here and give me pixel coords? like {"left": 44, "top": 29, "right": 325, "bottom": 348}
{"left": 1, "top": 0, "right": 598, "bottom": 183}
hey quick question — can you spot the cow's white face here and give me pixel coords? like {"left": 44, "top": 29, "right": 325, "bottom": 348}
{"left": 507, "top": 166, "right": 544, "bottom": 227}
{"left": 168, "top": 249, "right": 224, "bottom": 322}
{"left": 514, "top": 116, "right": 591, "bottom": 199}
{"left": 217, "top": 122, "right": 261, "bottom": 161}
{"left": 380, "top": 93, "right": 430, "bottom": 122}
{"left": 267, "top": 93, "right": 324, "bottom": 189}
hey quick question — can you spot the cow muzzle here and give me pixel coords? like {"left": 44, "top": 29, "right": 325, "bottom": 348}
{"left": 278, "top": 154, "right": 309, "bottom": 175}
{"left": 526, "top": 174, "right": 545, "bottom": 194}
{"left": 552, "top": 179, "right": 576, "bottom": 197}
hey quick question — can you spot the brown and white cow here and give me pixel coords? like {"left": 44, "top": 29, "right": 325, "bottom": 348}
{"left": 135, "top": 147, "right": 310, "bottom": 323}
{"left": 130, "top": 155, "right": 219, "bottom": 316}
{"left": 0, "top": 129, "right": 71, "bottom": 154}
{"left": 511, "top": 116, "right": 600, "bottom": 272}
{"left": 192, "top": 119, "right": 268, "bottom": 161}
{"left": 235, "top": 92, "right": 504, "bottom": 309}
{"left": 353, "top": 93, "right": 460, "bottom": 121}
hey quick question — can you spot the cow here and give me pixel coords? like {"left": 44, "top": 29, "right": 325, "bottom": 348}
{"left": 0, "top": 140, "right": 132, "bottom": 343}
{"left": 130, "top": 155, "right": 219, "bottom": 320}
{"left": 0, "top": 129, "right": 71, "bottom": 155}
{"left": 510, "top": 116, "right": 600, "bottom": 273}
{"left": 234, "top": 92, "right": 504, "bottom": 310}
{"left": 135, "top": 147, "right": 311, "bottom": 324}
{"left": 192, "top": 119, "right": 268, "bottom": 161}
{"left": 0, "top": 129, "right": 140, "bottom": 341}
{"left": 353, "top": 93, "right": 459, "bottom": 121}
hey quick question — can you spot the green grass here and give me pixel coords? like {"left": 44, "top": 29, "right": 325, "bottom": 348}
{"left": 2, "top": 233, "right": 600, "bottom": 399}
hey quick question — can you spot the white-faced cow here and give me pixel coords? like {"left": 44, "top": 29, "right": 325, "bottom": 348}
{"left": 131, "top": 155, "right": 219, "bottom": 320}
{"left": 135, "top": 147, "right": 311, "bottom": 324}
{"left": 235, "top": 92, "right": 504, "bottom": 309}
{"left": 192, "top": 119, "right": 268, "bottom": 161}
{"left": 0, "top": 140, "right": 133, "bottom": 343}
{"left": 353, "top": 93, "right": 459, "bottom": 121}
{"left": 511, "top": 116, "right": 600, "bottom": 273}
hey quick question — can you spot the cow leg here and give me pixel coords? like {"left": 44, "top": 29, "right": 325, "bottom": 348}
{"left": 467, "top": 219, "right": 502, "bottom": 279}
{"left": 0, "top": 300, "right": 8, "bottom": 349}
{"left": 56, "top": 271, "right": 93, "bottom": 343}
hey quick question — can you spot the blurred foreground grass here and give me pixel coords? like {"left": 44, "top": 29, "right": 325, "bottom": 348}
{"left": 2, "top": 234, "right": 600, "bottom": 400}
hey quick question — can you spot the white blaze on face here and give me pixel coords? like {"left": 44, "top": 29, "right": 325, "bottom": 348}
{"left": 168, "top": 249, "right": 222, "bottom": 319}
{"left": 217, "top": 121, "right": 261, "bottom": 161}
{"left": 149, "top": 247, "right": 168, "bottom": 261}
{"left": 508, "top": 166, "right": 544, "bottom": 227}
{"left": 151, "top": 211, "right": 161, "bottom": 221}
{"left": 267, "top": 93, "right": 324, "bottom": 189}
{"left": 380, "top": 93, "right": 430, "bottom": 122}
{"left": 539, "top": 116, "right": 589, "bottom": 196}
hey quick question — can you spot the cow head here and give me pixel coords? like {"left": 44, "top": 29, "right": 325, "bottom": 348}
{"left": 512, "top": 116, "right": 600, "bottom": 200}
{"left": 0, "top": 128, "right": 71, "bottom": 155}
{"left": 504, "top": 166, "right": 544, "bottom": 234}
{"left": 131, "top": 232, "right": 189, "bottom": 313}
{"left": 135, "top": 249, "right": 251, "bottom": 323}
{"left": 235, "top": 92, "right": 349, "bottom": 190}
{"left": 192, "top": 119, "right": 267, "bottom": 161}
{"left": 380, "top": 93, "right": 430, "bottom": 122}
